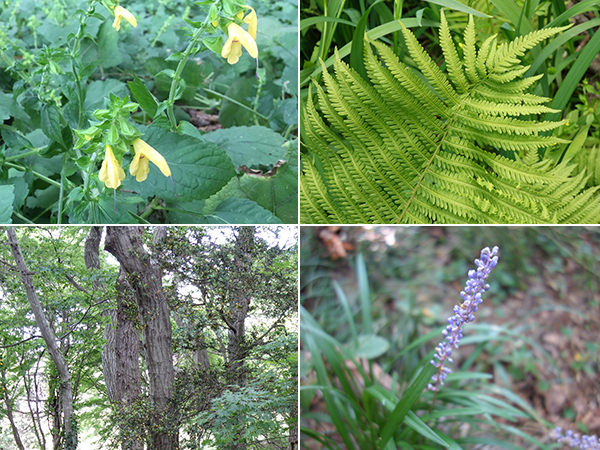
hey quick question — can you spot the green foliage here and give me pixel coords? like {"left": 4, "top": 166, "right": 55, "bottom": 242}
{"left": 0, "top": 0, "right": 297, "bottom": 224}
{"left": 301, "top": 226, "right": 600, "bottom": 448}
{"left": 194, "top": 381, "right": 295, "bottom": 449}
{"left": 300, "top": 236, "right": 548, "bottom": 449}
{"left": 301, "top": 11, "right": 600, "bottom": 224}
{"left": 1, "top": 226, "right": 298, "bottom": 450}
{"left": 103, "top": 398, "right": 179, "bottom": 450}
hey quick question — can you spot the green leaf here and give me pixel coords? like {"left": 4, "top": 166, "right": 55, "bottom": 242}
{"left": 166, "top": 197, "right": 282, "bottom": 224}
{"left": 300, "top": 16, "right": 356, "bottom": 31}
{"left": 300, "top": 12, "right": 600, "bottom": 224}
{"left": 350, "top": 0, "right": 383, "bottom": 82}
{"left": 121, "top": 126, "right": 236, "bottom": 202}
{"left": 128, "top": 76, "right": 158, "bottom": 117}
{"left": 561, "top": 122, "right": 592, "bottom": 164}
{"left": 218, "top": 79, "right": 258, "bottom": 127}
{"left": 203, "top": 36, "right": 223, "bottom": 55}
{"left": 97, "top": 19, "right": 123, "bottom": 68}
{"left": 0, "top": 92, "right": 31, "bottom": 123}
{"left": 236, "top": 164, "right": 298, "bottom": 223}
{"left": 546, "top": 28, "right": 600, "bottom": 123}
{"left": 352, "top": 334, "right": 390, "bottom": 359}
{"left": 85, "top": 79, "right": 129, "bottom": 111}
{"left": 427, "top": 0, "right": 491, "bottom": 17}
{"left": 203, "top": 197, "right": 283, "bottom": 224}
{"left": 0, "top": 185, "right": 14, "bottom": 223}
{"left": 40, "top": 104, "right": 66, "bottom": 149}
{"left": 203, "top": 125, "right": 287, "bottom": 168}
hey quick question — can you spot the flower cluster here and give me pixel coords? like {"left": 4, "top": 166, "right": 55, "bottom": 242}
{"left": 552, "top": 427, "right": 600, "bottom": 449}
{"left": 427, "top": 246, "right": 499, "bottom": 392}
{"left": 74, "top": 95, "right": 172, "bottom": 194}
{"left": 98, "top": 138, "right": 171, "bottom": 190}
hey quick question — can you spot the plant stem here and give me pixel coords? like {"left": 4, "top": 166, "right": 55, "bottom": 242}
{"left": 4, "top": 163, "right": 62, "bottom": 188}
{"left": 166, "top": 25, "right": 209, "bottom": 129}
{"left": 201, "top": 88, "right": 269, "bottom": 121}
{"left": 4, "top": 148, "right": 46, "bottom": 161}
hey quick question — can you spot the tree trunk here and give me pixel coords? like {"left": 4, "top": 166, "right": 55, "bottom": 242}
{"left": 104, "top": 226, "right": 177, "bottom": 450}
{"left": 289, "top": 401, "right": 298, "bottom": 450}
{"left": 6, "top": 228, "right": 77, "bottom": 450}
{"left": 1, "top": 350, "right": 26, "bottom": 450}
{"left": 84, "top": 227, "right": 143, "bottom": 450}
{"left": 226, "top": 227, "right": 256, "bottom": 450}
{"left": 84, "top": 227, "right": 118, "bottom": 403}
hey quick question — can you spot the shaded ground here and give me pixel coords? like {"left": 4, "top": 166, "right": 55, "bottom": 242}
{"left": 300, "top": 226, "right": 600, "bottom": 449}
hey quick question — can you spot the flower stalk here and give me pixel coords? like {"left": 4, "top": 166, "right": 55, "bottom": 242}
{"left": 552, "top": 427, "right": 600, "bottom": 449}
{"left": 427, "top": 246, "right": 499, "bottom": 392}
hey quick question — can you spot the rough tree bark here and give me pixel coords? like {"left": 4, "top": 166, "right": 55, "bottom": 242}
{"left": 225, "top": 227, "right": 254, "bottom": 390}
{"left": 104, "top": 226, "right": 177, "bottom": 450}
{"left": 6, "top": 228, "right": 77, "bottom": 450}
{"left": 84, "top": 227, "right": 142, "bottom": 450}
{"left": 84, "top": 227, "right": 117, "bottom": 402}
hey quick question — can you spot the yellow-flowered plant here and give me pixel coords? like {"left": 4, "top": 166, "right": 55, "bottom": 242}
{"left": 112, "top": 5, "right": 137, "bottom": 31}
{"left": 74, "top": 95, "right": 173, "bottom": 194}
{"left": 99, "top": 145, "right": 126, "bottom": 189}
{"left": 221, "top": 5, "right": 257, "bottom": 65}
{"left": 130, "top": 138, "right": 172, "bottom": 182}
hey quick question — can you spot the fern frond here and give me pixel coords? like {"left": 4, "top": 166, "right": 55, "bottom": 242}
{"left": 300, "top": 10, "right": 600, "bottom": 224}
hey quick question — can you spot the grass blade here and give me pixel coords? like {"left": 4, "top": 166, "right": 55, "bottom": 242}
{"left": 378, "top": 362, "right": 439, "bottom": 449}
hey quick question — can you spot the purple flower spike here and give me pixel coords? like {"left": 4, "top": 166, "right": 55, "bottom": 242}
{"left": 552, "top": 427, "right": 600, "bottom": 449}
{"left": 427, "top": 246, "right": 499, "bottom": 392}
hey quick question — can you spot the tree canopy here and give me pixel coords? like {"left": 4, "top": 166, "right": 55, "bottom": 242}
{"left": 0, "top": 226, "right": 298, "bottom": 450}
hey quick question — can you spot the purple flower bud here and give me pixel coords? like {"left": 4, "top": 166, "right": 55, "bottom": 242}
{"left": 427, "top": 246, "right": 499, "bottom": 392}
{"left": 551, "top": 427, "right": 599, "bottom": 450}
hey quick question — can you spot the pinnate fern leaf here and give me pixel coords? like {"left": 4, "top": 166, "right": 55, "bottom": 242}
{"left": 300, "top": 12, "right": 600, "bottom": 223}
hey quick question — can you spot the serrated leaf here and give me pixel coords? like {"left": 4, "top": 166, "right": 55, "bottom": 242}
{"left": 121, "top": 126, "right": 236, "bottom": 202}
{"left": 203, "top": 125, "right": 287, "bottom": 168}
{"left": 0, "top": 92, "right": 31, "bottom": 123}
{"left": 202, "top": 197, "right": 283, "bottom": 224}
{"left": 40, "top": 104, "right": 66, "bottom": 148}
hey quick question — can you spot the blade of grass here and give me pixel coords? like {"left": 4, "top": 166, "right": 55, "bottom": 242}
{"left": 378, "top": 363, "right": 439, "bottom": 449}
{"left": 526, "top": 20, "right": 600, "bottom": 78}
{"left": 545, "top": 28, "right": 600, "bottom": 123}
{"left": 497, "top": 423, "right": 552, "bottom": 449}
{"left": 300, "top": 16, "right": 356, "bottom": 31}
{"left": 300, "top": 426, "right": 343, "bottom": 450}
{"left": 300, "top": 18, "right": 440, "bottom": 86}
{"left": 545, "top": 0, "right": 600, "bottom": 28}
{"left": 332, "top": 280, "right": 358, "bottom": 347}
{"left": 304, "top": 333, "right": 359, "bottom": 450}
{"left": 356, "top": 253, "right": 372, "bottom": 334}
{"left": 350, "top": 0, "right": 384, "bottom": 82}
{"left": 489, "top": 0, "right": 534, "bottom": 34}
{"left": 426, "top": 0, "right": 490, "bottom": 17}
{"left": 367, "top": 385, "right": 449, "bottom": 447}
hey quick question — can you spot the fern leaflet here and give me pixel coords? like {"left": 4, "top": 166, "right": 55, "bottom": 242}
{"left": 300, "top": 12, "right": 600, "bottom": 224}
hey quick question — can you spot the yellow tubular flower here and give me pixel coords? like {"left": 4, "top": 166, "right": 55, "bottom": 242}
{"left": 130, "top": 138, "right": 171, "bottom": 182}
{"left": 243, "top": 6, "right": 257, "bottom": 40}
{"left": 221, "top": 22, "right": 257, "bottom": 64}
{"left": 99, "top": 145, "right": 126, "bottom": 189}
{"left": 113, "top": 5, "right": 137, "bottom": 31}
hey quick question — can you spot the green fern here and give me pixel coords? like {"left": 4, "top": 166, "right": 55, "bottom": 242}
{"left": 300, "top": 12, "right": 600, "bottom": 224}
